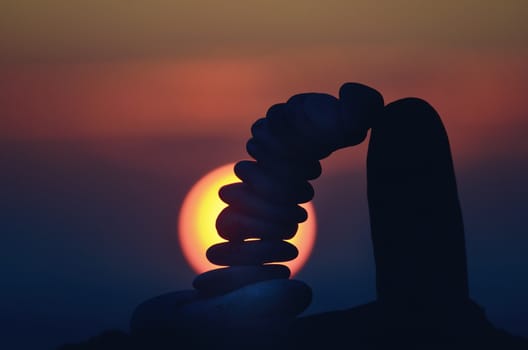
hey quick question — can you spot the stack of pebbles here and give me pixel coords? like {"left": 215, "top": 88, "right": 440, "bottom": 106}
{"left": 129, "top": 84, "right": 383, "bottom": 348}
{"left": 193, "top": 84, "right": 384, "bottom": 301}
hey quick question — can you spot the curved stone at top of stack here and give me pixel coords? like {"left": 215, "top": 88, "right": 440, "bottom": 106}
{"left": 254, "top": 83, "right": 385, "bottom": 162}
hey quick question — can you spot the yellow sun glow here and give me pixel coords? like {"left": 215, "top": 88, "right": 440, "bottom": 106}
{"left": 178, "top": 163, "right": 317, "bottom": 276}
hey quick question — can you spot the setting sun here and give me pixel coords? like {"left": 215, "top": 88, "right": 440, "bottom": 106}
{"left": 178, "top": 163, "right": 317, "bottom": 276}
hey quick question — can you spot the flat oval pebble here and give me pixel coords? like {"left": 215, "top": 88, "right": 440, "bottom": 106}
{"left": 246, "top": 138, "right": 322, "bottom": 180}
{"left": 216, "top": 206, "right": 298, "bottom": 241}
{"left": 219, "top": 182, "right": 308, "bottom": 223}
{"left": 180, "top": 279, "right": 312, "bottom": 330}
{"left": 285, "top": 93, "right": 341, "bottom": 159}
{"left": 265, "top": 102, "right": 336, "bottom": 160}
{"left": 250, "top": 117, "right": 299, "bottom": 159}
{"left": 265, "top": 103, "right": 302, "bottom": 154}
{"left": 234, "top": 160, "right": 314, "bottom": 204}
{"left": 193, "top": 264, "right": 291, "bottom": 295}
{"left": 206, "top": 240, "right": 299, "bottom": 266}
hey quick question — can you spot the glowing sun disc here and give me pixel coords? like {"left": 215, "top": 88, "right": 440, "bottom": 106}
{"left": 178, "top": 163, "right": 317, "bottom": 277}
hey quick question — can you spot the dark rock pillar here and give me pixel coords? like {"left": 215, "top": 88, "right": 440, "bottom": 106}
{"left": 367, "top": 98, "right": 469, "bottom": 317}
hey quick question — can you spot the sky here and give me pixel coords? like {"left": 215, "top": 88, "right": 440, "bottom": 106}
{"left": 1, "top": 1, "right": 527, "bottom": 348}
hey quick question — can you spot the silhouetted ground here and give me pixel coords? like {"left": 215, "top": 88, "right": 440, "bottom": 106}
{"left": 59, "top": 304, "right": 528, "bottom": 350}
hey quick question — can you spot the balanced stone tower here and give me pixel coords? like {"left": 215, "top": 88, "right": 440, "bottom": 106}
{"left": 192, "top": 83, "right": 385, "bottom": 320}
{"left": 130, "top": 83, "right": 385, "bottom": 345}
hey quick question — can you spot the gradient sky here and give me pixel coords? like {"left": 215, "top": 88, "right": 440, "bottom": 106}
{"left": 1, "top": 1, "right": 527, "bottom": 349}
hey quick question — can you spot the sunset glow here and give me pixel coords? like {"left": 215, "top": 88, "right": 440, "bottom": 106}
{"left": 178, "top": 163, "right": 317, "bottom": 276}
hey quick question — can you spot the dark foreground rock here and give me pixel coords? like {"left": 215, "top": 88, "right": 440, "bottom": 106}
{"left": 59, "top": 300, "right": 528, "bottom": 350}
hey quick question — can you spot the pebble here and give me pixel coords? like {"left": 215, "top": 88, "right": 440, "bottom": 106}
{"left": 338, "top": 82, "right": 385, "bottom": 147}
{"left": 180, "top": 279, "right": 312, "bottom": 330}
{"left": 206, "top": 240, "right": 298, "bottom": 266}
{"left": 131, "top": 280, "right": 312, "bottom": 335}
{"left": 285, "top": 93, "right": 342, "bottom": 159}
{"left": 250, "top": 117, "right": 298, "bottom": 158}
{"left": 246, "top": 137, "right": 323, "bottom": 180}
{"left": 193, "top": 264, "right": 291, "bottom": 295}
{"left": 234, "top": 160, "right": 314, "bottom": 204}
{"left": 216, "top": 206, "right": 298, "bottom": 241}
{"left": 219, "top": 182, "right": 308, "bottom": 223}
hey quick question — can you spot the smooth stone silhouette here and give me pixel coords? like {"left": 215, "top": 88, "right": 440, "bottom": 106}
{"left": 219, "top": 182, "right": 308, "bottom": 223}
{"left": 264, "top": 103, "right": 301, "bottom": 154}
{"left": 284, "top": 93, "right": 342, "bottom": 159}
{"left": 130, "top": 279, "right": 312, "bottom": 349}
{"left": 206, "top": 240, "right": 298, "bottom": 266}
{"left": 250, "top": 117, "right": 301, "bottom": 158}
{"left": 250, "top": 114, "right": 328, "bottom": 166}
{"left": 338, "top": 82, "right": 385, "bottom": 147}
{"left": 368, "top": 98, "right": 469, "bottom": 316}
{"left": 266, "top": 102, "right": 334, "bottom": 160}
{"left": 263, "top": 83, "right": 384, "bottom": 160}
{"left": 193, "top": 265, "right": 291, "bottom": 295}
{"left": 246, "top": 137, "right": 322, "bottom": 180}
{"left": 178, "top": 279, "right": 311, "bottom": 330}
{"left": 216, "top": 206, "right": 298, "bottom": 241}
{"left": 234, "top": 160, "right": 314, "bottom": 203}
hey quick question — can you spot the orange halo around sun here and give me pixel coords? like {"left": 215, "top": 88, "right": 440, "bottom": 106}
{"left": 178, "top": 163, "right": 317, "bottom": 277}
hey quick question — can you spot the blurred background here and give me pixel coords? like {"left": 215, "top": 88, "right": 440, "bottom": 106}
{"left": 1, "top": 1, "right": 527, "bottom": 348}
